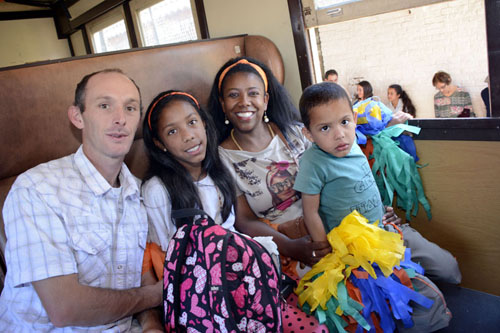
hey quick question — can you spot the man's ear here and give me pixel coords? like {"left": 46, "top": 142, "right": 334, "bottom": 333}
{"left": 302, "top": 126, "right": 314, "bottom": 143}
{"left": 68, "top": 105, "right": 84, "bottom": 129}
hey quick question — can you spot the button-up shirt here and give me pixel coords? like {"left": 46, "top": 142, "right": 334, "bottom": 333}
{"left": 0, "top": 146, "right": 147, "bottom": 332}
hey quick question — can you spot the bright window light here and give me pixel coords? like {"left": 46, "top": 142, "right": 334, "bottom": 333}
{"left": 92, "top": 20, "right": 130, "bottom": 53}
{"left": 138, "top": 0, "right": 197, "bottom": 47}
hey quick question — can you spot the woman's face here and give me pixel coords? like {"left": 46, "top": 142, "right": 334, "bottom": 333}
{"left": 387, "top": 88, "right": 400, "bottom": 103}
{"left": 220, "top": 71, "right": 269, "bottom": 134}
{"left": 357, "top": 85, "right": 364, "bottom": 100}
{"left": 155, "top": 100, "right": 207, "bottom": 178}
{"left": 435, "top": 81, "right": 452, "bottom": 95}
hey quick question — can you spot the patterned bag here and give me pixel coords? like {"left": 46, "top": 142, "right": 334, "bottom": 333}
{"left": 164, "top": 208, "right": 282, "bottom": 332}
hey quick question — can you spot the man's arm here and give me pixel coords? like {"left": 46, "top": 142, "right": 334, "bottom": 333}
{"left": 33, "top": 273, "right": 162, "bottom": 328}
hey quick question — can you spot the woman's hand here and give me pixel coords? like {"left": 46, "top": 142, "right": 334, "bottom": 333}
{"left": 285, "top": 235, "right": 331, "bottom": 267}
{"left": 383, "top": 206, "right": 402, "bottom": 226}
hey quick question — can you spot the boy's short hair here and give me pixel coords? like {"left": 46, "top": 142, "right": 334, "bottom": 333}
{"left": 299, "top": 82, "right": 352, "bottom": 129}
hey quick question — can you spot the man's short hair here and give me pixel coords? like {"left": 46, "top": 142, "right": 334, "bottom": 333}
{"left": 74, "top": 68, "right": 142, "bottom": 114}
{"left": 324, "top": 69, "right": 338, "bottom": 80}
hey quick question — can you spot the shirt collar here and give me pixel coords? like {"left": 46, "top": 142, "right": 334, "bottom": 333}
{"left": 74, "top": 146, "right": 140, "bottom": 199}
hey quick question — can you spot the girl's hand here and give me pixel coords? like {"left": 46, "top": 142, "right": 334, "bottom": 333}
{"left": 286, "top": 236, "right": 331, "bottom": 267}
{"left": 383, "top": 206, "right": 402, "bottom": 226}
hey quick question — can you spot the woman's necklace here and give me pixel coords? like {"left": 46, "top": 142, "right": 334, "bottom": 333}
{"left": 230, "top": 123, "right": 275, "bottom": 151}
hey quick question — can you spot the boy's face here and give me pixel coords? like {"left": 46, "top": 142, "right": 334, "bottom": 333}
{"left": 302, "top": 99, "right": 357, "bottom": 158}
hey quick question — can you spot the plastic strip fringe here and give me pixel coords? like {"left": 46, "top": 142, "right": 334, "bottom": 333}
{"left": 296, "top": 211, "right": 433, "bottom": 332}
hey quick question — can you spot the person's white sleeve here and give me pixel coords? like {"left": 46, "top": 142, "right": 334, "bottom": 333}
{"left": 142, "top": 178, "right": 175, "bottom": 251}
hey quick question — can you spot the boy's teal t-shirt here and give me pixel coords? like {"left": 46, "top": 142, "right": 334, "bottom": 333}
{"left": 293, "top": 142, "right": 384, "bottom": 232}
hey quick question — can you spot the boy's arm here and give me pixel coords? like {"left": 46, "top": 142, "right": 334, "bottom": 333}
{"left": 302, "top": 193, "right": 328, "bottom": 242}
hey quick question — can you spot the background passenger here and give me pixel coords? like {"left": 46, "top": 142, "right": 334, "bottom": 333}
{"left": 387, "top": 84, "right": 417, "bottom": 117}
{"left": 432, "top": 71, "right": 475, "bottom": 118}
{"left": 324, "top": 69, "right": 338, "bottom": 83}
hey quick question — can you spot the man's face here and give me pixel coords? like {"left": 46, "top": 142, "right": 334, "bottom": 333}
{"left": 326, "top": 74, "right": 338, "bottom": 83}
{"left": 74, "top": 72, "right": 141, "bottom": 166}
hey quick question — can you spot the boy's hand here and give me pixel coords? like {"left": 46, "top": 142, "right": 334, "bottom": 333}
{"left": 288, "top": 236, "right": 331, "bottom": 267}
{"left": 383, "top": 206, "right": 402, "bottom": 226}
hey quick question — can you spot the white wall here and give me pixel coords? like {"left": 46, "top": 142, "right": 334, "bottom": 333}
{"left": 0, "top": 18, "right": 71, "bottom": 68}
{"left": 204, "top": 0, "right": 303, "bottom": 106}
{"left": 317, "top": 0, "right": 488, "bottom": 118}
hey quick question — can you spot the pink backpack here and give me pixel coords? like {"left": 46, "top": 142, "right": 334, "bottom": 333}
{"left": 164, "top": 208, "right": 282, "bottom": 332}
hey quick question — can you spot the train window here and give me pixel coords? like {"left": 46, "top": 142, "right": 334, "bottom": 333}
{"left": 302, "top": 0, "right": 488, "bottom": 119}
{"left": 133, "top": 0, "right": 198, "bottom": 47}
{"left": 86, "top": 7, "right": 130, "bottom": 54}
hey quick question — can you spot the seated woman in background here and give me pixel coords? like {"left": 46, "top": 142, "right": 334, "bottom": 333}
{"left": 387, "top": 84, "right": 416, "bottom": 117}
{"left": 432, "top": 71, "right": 475, "bottom": 118}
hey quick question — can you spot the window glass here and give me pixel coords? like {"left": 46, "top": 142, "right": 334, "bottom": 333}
{"left": 313, "top": 0, "right": 361, "bottom": 10}
{"left": 138, "top": 0, "right": 197, "bottom": 47}
{"left": 92, "top": 20, "right": 130, "bottom": 53}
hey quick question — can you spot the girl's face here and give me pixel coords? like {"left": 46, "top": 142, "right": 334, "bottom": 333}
{"left": 356, "top": 85, "right": 364, "bottom": 100}
{"left": 220, "top": 71, "right": 269, "bottom": 134}
{"left": 387, "top": 88, "right": 400, "bottom": 103}
{"left": 155, "top": 99, "right": 207, "bottom": 178}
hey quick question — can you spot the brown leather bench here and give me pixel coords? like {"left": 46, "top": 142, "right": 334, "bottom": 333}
{"left": 0, "top": 34, "right": 285, "bottom": 291}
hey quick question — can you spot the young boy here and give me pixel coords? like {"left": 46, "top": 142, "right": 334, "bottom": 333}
{"left": 294, "top": 82, "right": 385, "bottom": 242}
{"left": 294, "top": 82, "right": 456, "bottom": 332}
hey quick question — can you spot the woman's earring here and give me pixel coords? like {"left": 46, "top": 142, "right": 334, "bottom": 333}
{"left": 224, "top": 115, "right": 230, "bottom": 125}
{"left": 263, "top": 111, "right": 270, "bottom": 123}
{"left": 163, "top": 148, "right": 167, "bottom": 152}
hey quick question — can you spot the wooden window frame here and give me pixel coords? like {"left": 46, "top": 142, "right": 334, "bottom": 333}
{"left": 287, "top": 0, "right": 500, "bottom": 141}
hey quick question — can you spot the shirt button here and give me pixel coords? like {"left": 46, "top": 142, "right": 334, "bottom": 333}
{"left": 117, "top": 264, "right": 123, "bottom": 270}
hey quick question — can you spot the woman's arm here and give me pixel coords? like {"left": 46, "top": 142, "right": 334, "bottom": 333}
{"left": 234, "top": 194, "right": 330, "bottom": 266}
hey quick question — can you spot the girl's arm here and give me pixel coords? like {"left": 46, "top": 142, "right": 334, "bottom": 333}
{"left": 302, "top": 193, "right": 328, "bottom": 242}
{"left": 234, "top": 194, "right": 330, "bottom": 266}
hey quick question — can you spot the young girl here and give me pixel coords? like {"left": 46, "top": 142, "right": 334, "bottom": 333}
{"left": 387, "top": 84, "right": 416, "bottom": 117}
{"left": 139, "top": 90, "right": 237, "bottom": 330}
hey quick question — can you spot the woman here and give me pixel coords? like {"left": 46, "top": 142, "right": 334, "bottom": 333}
{"left": 387, "top": 84, "right": 416, "bottom": 117}
{"left": 432, "top": 71, "right": 475, "bottom": 118}
{"left": 209, "top": 57, "right": 330, "bottom": 269}
{"left": 209, "top": 56, "right": 334, "bottom": 331}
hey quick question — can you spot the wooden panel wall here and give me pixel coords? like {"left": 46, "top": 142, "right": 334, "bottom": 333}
{"left": 396, "top": 140, "right": 500, "bottom": 295}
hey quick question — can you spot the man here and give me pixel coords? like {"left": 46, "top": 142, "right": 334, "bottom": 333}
{"left": 324, "top": 69, "right": 338, "bottom": 83}
{"left": 0, "top": 69, "right": 161, "bottom": 331}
